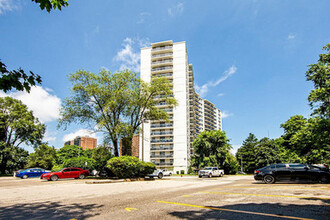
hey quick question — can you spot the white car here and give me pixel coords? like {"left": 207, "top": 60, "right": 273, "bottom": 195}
{"left": 198, "top": 167, "right": 224, "bottom": 178}
{"left": 161, "top": 169, "right": 173, "bottom": 176}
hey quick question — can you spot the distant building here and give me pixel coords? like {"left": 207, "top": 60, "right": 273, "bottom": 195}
{"left": 119, "top": 134, "right": 139, "bottom": 157}
{"left": 64, "top": 136, "right": 97, "bottom": 150}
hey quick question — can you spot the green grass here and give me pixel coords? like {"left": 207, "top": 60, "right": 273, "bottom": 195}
{"left": 0, "top": 174, "right": 13, "bottom": 177}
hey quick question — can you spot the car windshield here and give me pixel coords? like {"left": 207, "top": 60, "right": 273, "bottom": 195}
{"left": 203, "top": 167, "right": 213, "bottom": 170}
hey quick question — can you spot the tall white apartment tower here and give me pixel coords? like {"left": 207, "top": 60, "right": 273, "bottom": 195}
{"left": 140, "top": 40, "right": 222, "bottom": 173}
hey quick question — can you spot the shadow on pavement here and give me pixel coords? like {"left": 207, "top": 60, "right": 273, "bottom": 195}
{"left": 167, "top": 202, "right": 329, "bottom": 220}
{"left": 0, "top": 201, "right": 103, "bottom": 219}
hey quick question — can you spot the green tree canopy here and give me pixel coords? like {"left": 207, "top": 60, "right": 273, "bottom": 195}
{"left": 306, "top": 43, "right": 330, "bottom": 119}
{"left": 58, "top": 69, "right": 176, "bottom": 156}
{"left": 32, "top": 0, "right": 69, "bottom": 12}
{"left": 26, "top": 144, "right": 57, "bottom": 170}
{"left": 56, "top": 145, "right": 83, "bottom": 164}
{"left": 236, "top": 133, "right": 258, "bottom": 173}
{"left": 0, "top": 97, "right": 45, "bottom": 174}
{"left": 191, "top": 130, "right": 238, "bottom": 174}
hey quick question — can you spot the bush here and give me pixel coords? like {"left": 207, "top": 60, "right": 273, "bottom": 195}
{"left": 62, "top": 156, "right": 96, "bottom": 170}
{"left": 176, "top": 171, "right": 179, "bottom": 174}
{"left": 180, "top": 170, "right": 185, "bottom": 174}
{"left": 51, "top": 164, "right": 64, "bottom": 172}
{"left": 106, "top": 156, "right": 156, "bottom": 179}
{"left": 187, "top": 166, "right": 193, "bottom": 174}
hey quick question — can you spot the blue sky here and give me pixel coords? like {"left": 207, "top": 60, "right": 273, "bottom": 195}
{"left": 1, "top": 0, "right": 329, "bottom": 154}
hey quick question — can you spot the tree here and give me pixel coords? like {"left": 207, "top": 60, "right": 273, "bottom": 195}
{"left": 0, "top": 97, "right": 45, "bottom": 174}
{"left": 0, "top": 61, "right": 42, "bottom": 93}
{"left": 254, "top": 138, "right": 284, "bottom": 169}
{"left": 26, "top": 144, "right": 57, "bottom": 170}
{"left": 63, "top": 156, "right": 96, "bottom": 170}
{"left": 306, "top": 43, "right": 330, "bottom": 119}
{"left": 236, "top": 133, "right": 258, "bottom": 173}
{"left": 1, "top": 1, "right": 69, "bottom": 93}
{"left": 55, "top": 145, "right": 83, "bottom": 164}
{"left": 58, "top": 69, "right": 176, "bottom": 156}
{"left": 191, "top": 130, "right": 238, "bottom": 174}
{"left": 32, "top": 0, "right": 69, "bottom": 12}
{"left": 92, "top": 146, "right": 113, "bottom": 171}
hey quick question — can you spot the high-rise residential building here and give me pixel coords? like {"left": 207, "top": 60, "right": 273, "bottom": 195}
{"left": 139, "top": 40, "right": 222, "bottom": 173}
{"left": 64, "top": 136, "right": 97, "bottom": 150}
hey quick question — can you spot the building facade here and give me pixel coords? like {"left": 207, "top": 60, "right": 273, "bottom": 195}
{"left": 64, "top": 136, "right": 97, "bottom": 150}
{"left": 139, "top": 40, "right": 222, "bottom": 173}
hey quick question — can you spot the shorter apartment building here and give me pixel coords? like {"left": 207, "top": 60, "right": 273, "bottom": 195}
{"left": 64, "top": 136, "right": 97, "bottom": 150}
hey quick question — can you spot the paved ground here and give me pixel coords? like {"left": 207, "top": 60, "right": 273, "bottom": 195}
{"left": 0, "top": 175, "right": 329, "bottom": 219}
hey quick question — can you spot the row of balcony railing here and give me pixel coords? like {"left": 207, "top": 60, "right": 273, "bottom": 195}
{"left": 152, "top": 46, "right": 173, "bottom": 51}
{"left": 151, "top": 73, "right": 173, "bottom": 78}
{"left": 151, "top": 59, "right": 173, "bottom": 65}
{"left": 151, "top": 66, "right": 173, "bottom": 72}
{"left": 151, "top": 131, "right": 173, "bottom": 135}
{"left": 151, "top": 146, "right": 173, "bottom": 151}
{"left": 153, "top": 162, "right": 173, "bottom": 166}
{"left": 150, "top": 155, "right": 173, "bottom": 158}
{"left": 151, "top": 123, "right": 173, "bottom": 128}
{"left": 152, "top": 53, "right": 173, "bottom": 58}
{"left": 151, "top": 138, "right": 173, "bottom": 143}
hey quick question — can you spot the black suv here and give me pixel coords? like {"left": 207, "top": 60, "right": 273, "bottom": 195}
{"left": 254, "top": 163, "right": 329, "bottom": 184}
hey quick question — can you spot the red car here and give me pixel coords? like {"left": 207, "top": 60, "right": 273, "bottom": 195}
{"left": 41, "top": 167, "right": 89, "bottom": 181}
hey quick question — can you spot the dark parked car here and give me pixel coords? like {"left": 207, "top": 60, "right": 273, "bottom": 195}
{"left": 15, "top": 168, "right": 51, "bottom": 179}
{"left": 254, "top": 163, "right": 330, "bottom": 184}
{"left": 41, "top": 167, "right": 90, "bottom": 181}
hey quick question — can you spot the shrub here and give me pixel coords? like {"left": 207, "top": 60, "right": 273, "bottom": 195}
{"left": 176, "top": 171, "right": 179, "bottom": 174}
{"left": 187, "top": 166, "right": 193, "bottom": 174}
{"left": 180, "top": 170, "right": 185, "bottom": 174}
{"left": 51, "top": 164, "right": 64, "bottom": 172}
{"left": 62, "top": 156, "right": 96, "bottom": 170}
{"left": 106, "top": 156, "right": 155, "bottom": 179}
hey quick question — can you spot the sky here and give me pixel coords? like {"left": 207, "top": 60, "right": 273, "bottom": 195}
{"left": 1, "top": 0, "right": 329, "bottom": 154}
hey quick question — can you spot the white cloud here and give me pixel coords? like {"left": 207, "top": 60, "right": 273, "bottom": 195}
{"left": 1, "top": 86, "right": 61, "bottom": 123}
{"left": 168, "top": 2, "right": 184, "bottom": 17}
{"left": 137, "top": 12, "right": 151, "bottom": 24}
{"left": 113, "top": 37, "right": 150, "bottom": 72}
{"left": 44, "top": 130, "right": 57, "bottom": 143}
{"left": 195, "top": 65, "right": 237, "bottom": 97}
{"left": 230, "top": 145, "right": 241, "bottom": 155}
{"left": 288, "top": 33, "right": 296, "bottom": 40}
{"left": 0, "top": 0, "right": 17, "bottom": 15}
{"left": 217, "top": 93, "right": 224, "bottom": 97}
{"left": 62, "top": 129, "right": 98, "bottom": 142}
{"left": 221, "top": 111, "right": 233, "bottom": 119}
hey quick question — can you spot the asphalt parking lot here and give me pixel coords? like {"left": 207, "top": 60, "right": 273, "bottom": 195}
{"left": 0, "top": 175, "right": 329, "bottom": 219}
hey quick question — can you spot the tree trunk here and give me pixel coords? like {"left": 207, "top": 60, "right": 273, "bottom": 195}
{"left": 113, "top": 139, "right": 119, "bottom": 157}
{"left": 121, "top": 136, "right": 133, "bottom": 156}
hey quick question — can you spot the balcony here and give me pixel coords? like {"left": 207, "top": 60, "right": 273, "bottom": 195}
{"left": 150, "top": 155, "right": 173, "bottom": 158}
{"left": 151, "top": 146, "right": 173, "bottom": 151}
{"left": 151, "top": 131, "right": 173, "bottom": 136}
{"left": 151, "top": 66, "right": 173, "bottom": 73}
{"left": 151, "top": 138, "right": 173, "bottom": 143}
{"left": 151, "top": 123, "right": 173, "bottom": 128}
{"left": 151, "top": 53, "right": 173, "bottom": 60}
{"left": 151, "top": 59, "right": 173, "bottom": 67}
{"left": 152, "top": 46, "right": 173, "bottom": 51}
{"left": 151, "top": 73, "right": 173, "bottom": 78}
{"left": 153, "top": 162, "right": 174, "bottom": 166}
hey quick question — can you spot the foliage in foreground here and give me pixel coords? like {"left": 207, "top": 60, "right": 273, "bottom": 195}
{"left": 107, "top": 156, "right": 155, "bottom": 179}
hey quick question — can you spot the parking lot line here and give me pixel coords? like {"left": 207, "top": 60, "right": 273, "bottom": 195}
{"left": 157, "top": 201, "right": 314, "bottom": 220}
{"left": 198, "top": 191, "right": 330, "bottom": 200}
{"left": 216, "top": 186, "right": 330, "bottom": 190}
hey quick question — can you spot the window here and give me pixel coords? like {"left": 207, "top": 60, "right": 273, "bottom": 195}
{"left": 289, "top": 164, "right": 305, "bottom": 169}
{"left": 276, "top": 164, "right": 287, "bottom": 169}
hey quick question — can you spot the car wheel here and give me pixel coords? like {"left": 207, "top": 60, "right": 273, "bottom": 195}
{"left": 320, "top": 176, "right": 328, "bottom": 183}
{"left": 220, "top": 173, "right": 223, "bottom": 177}
{"left": 198, "top": 175, "right": 202, "bottom": 178}
{"left": 263, "top": 175, "right": 275, "bottom": 184}
{"left": 208, "top": 173, "right": 212, "bottom": 178}
{"left": 50, "top": 175, "right": 59, "bottom": 181}
{"left": 158, "top": 173, "right": 163, "bottom": 179}
{"left": 169, "top": 173, "right": 172, "bottom": 176}
{"left": 78, "top": 174, "right": 85, "bottom": 179}
{"left": 22, "top": 175, "right": 28, "bottom": 179}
